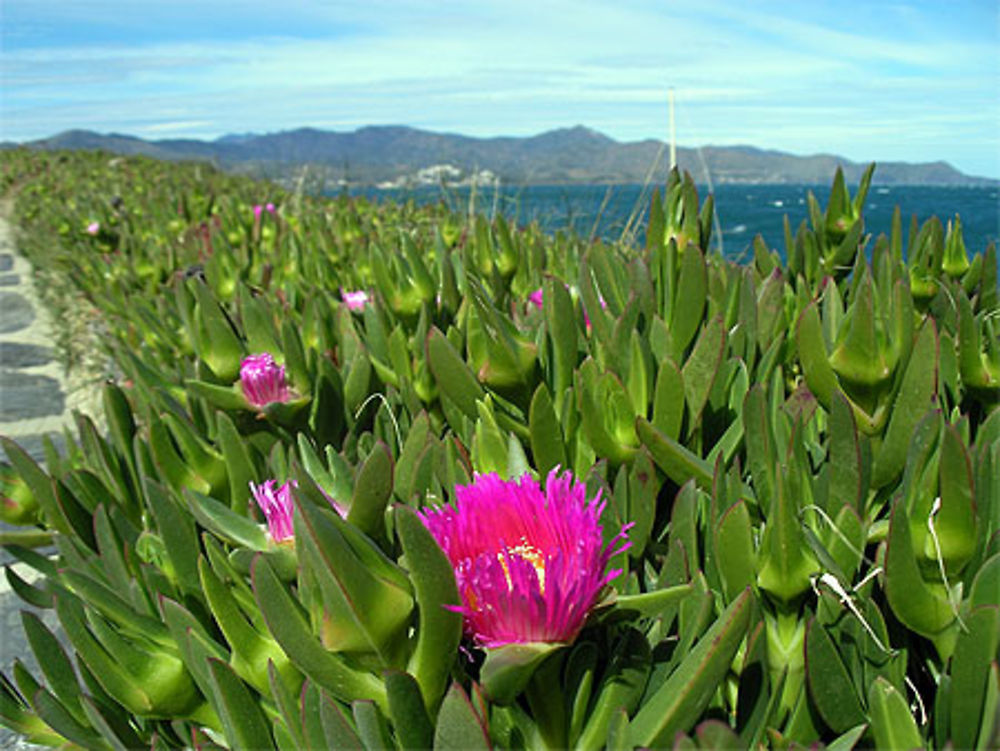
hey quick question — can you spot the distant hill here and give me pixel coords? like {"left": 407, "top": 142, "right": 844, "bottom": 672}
{"left": 5, "top": 125, "right": 996, "bottom": 187}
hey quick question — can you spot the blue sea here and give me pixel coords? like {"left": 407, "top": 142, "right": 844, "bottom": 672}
{"left": 349, "top": 183, "right": 999, "bottom": 263}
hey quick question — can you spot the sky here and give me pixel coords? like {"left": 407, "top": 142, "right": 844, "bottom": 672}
{"left": 2, "top": 0, "right": 999, "bottom": 178}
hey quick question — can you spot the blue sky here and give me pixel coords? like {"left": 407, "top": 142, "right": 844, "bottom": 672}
{"left": 2, "top": 1, "right": 998, "bottom": 178}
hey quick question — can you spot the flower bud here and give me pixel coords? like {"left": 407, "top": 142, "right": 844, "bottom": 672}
{"left": 250, "top": 480, "right": 296, "bottom": 543}
{"left": 0, "top": 464, "right": 39, "bottom": 526}
{"left": 239, "top": 353, "right": 290, "bottom": 407}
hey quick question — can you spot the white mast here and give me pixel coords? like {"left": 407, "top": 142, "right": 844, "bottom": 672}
{"left": 668, "top": 87, "right": 677, "bottom": 170}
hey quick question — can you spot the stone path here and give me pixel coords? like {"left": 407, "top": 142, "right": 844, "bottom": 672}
{"left": 0, "top": 203, "right": 97, "bottom": 749}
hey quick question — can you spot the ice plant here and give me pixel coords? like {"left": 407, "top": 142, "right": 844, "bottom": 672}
{"left": 240, "top": 352, "right": 290, "bottom": 407}
{"left": 341, "top": 289, "right": 370, "bottom": 311}
{"left": 420, "top": 469, "right": 632, "bottom": 647}
{"left": 250, "top": 480, "right": 296, "bottom": 543}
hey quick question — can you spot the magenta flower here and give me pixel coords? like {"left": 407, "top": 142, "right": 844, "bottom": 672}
{"left": 250, "top": 480, "right": 296, "bottom": 542}
{"left": 240, "top": 353, "right": 290, "bottom": 407}
{"left": 420, "top": 469, "right": 632, "bottom": 647}
{"left": 528, "top": 285, "right": 604, "bottom": 330}
{"left": 265, "top": 202, "right": 276, "bottom": 214}
{"left": 86, "top": 221, "right": 100, "bottom": 235}
{"left": 341, "top": 289, "right": 370, "bottom": 312}
{"left": 253, "top": 204, "right": 263, "bottom": 220}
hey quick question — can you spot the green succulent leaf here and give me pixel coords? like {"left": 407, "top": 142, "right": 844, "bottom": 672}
{"left": 396, "top": 505, "right": 463, "bottom": 711}
{"left": 628, "top": 587, "right": 752, "bottom": 748}
{"left": 433, "top": 683, "right": 492, "bottom": 751}
{"left": 868, "top": 676, "right": 925, "bottom": 751}
{"left": 251, "top": 556, "right": 388, "bottom": 711}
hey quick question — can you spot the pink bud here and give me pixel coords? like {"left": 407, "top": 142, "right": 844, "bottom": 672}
{"left": 341, "top": 289, "right": 370, "bottom": 312}
{"left": 250, "top": 480, "right": 296, "bottom": 542}
{"left": 240, "top": 353, "right": 290, "bottom": 407}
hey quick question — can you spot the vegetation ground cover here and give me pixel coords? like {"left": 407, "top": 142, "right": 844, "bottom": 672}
{"left": 0, "top": 149, "right": 997, "bottom": 749}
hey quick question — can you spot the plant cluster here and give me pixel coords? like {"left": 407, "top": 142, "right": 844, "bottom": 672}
{"left": 0, "top": 149, "right": 997, "bottom": 749}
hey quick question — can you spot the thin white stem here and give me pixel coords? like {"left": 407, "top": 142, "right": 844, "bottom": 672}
{"left": 354, "top": 392, "right": 403, "bottom": 454}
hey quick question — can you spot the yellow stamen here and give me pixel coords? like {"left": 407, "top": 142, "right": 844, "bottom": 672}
{"left": 498, "top": 539, "right": 547, "bottom": 593}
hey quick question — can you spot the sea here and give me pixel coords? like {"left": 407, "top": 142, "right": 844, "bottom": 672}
{"left": 347, "top": 183, "right": 1000, "bottom": 264}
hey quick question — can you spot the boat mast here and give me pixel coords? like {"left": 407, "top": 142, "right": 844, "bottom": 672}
{"left": 668, "top": 87, "right": 677, "bottom": 170}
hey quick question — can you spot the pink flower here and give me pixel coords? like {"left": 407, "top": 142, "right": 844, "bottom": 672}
{"left": 341, "top": 289, "right": 370, "bottom": 312}
{"left": 528, "top": 288, "right": 544, "bottom": 310}
{"left": 420, "top": 469, "right": 632, "bottom": 647}
{"left": 265, "top": 202, "right": 276, "bottom": 214}
{"left": 240, "top": 353, "right": 290, "bottom": 407}
{"left": 250, "top": 480, "right": 296, "bottom": 542}
{"left": 86, "top": 222, "right": 100, "bottom": 235}
{"left": 253, "top": 204, "right": 263, "bottom": 220}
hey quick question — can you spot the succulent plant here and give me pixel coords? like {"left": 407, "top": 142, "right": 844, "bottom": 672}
{"left": 1, "top": 148, "right": 997, "bottom": 750}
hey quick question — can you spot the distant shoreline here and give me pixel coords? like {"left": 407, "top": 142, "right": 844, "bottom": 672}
{"left": 5, "top": 124, "right": 997, "bottom": 188}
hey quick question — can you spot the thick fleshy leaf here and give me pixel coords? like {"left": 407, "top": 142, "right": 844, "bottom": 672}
{"left": 348, "top": 441, "right": 394, "bottom": 540}
{"left": 216, "top": 410, "right": 258, "bottom": 510}
{"left": 186, "top": 488, "right": 268, "bottom": 550}
{"left": 651, "top": 356, "right": 685, "bottom": 441}
{"left": 884, "top": 498, "right": 956, "bottom": 643}
{"left": 636, "top": 418, "right": 713, "bottom": 490}
{"left": 756, "top": 471, "right": 820, "bottom": 604}
{"left": 433, "top": 683, "right": 491, "bottom": 751}
{"left": 529, "top": 383, "right": 567, "bottom": 479}
{"left": 713, "top": 500, "right": 755, "bottom": 603}
{"left": 949, "top": 605, "right": 1000, "bottom": 750}
{"left": 29, "top": 686, "right": 102, "bottom": 749}
{"left": 294, "top": 493, "right": 413, "bottom": 660}
{"left": 192, "top": 281, "right": 244, "bottom": 382}
{"left": 868, "top": 676, "right": 924, "bottom": 751}
{"left": 872, "top": 318, "right": 938, "bottom": 488}
{"left": 670, "top": 242, "right": 707, "bottom": 361}
{"left": 251, "top": 556, "right": 387, "bottom": 710}
{"left": 565, "top": 641, "right": 598, "bottom": 747}
{"left": 543, "top": 275, "right": 578, "bottom": 409}
{"left": 933, "top": 424, "right": 978, "bottom": 575}
{"left": 353, "top": 700, "right": 394, "bottom": 751}
{"left": 480, "top": 642, "right": 563, "bottom": 706}
{"left": 22, "top": 612, "right": 85, "bottom": 725}
{"left": 625, "top": 448, "right": 658, "bottom": 559}
{"left": 205, "top": 658, "right": 275, "bottom": 750}
{"left": 576, "top": 627, "right": 650, "bottom": 751}
{"left": 394, "top": 411, "right": 433, "bottom": 503}
{"left": 796, "top": 302, "right": 838, "bottom": 411}
{"left": 385, "top": 670, "right": 435, "bottom": 751}
{"left": 185, "top": 379, "right": 250, "bottom": 412}
{"left": 396, "top": 505, "right": 462, "bottom": 710}
{"left": 827, "top": 390, "right": 865, "bottom": 513}
{"left": 629, "top": 588, "right": 752, "bottom": 747}
{"left": 2, "top": 437, "right": 67, "bottom": 535}
{"left": 144, "top": 479, "right": 201, "bottom": 595}
{"left": 681, "top": 315, "right": 726, "bottom": 435}
{"left": 805, "top": 618, "right": 866, "bottom": 733}
{"left": 426, "top": 326, "right": 484, "bottom": 419}
{"left": 199, "top": 556, "right": 299, "bottom": 695}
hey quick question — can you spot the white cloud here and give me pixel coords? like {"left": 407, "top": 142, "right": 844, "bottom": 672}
{"left": 1, "top": 0, "right": 996, "bottom": 177}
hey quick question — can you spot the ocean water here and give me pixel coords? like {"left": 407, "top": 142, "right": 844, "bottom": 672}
{"left": 350, "top": 183, "right": 1000, "bottom": 263}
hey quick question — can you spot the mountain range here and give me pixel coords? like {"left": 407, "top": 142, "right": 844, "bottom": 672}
{"left": 5, "top": 125, "right": 995, "bottom": 187}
